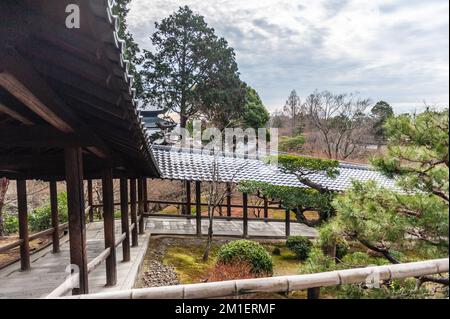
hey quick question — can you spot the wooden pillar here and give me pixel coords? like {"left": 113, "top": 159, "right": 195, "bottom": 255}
{"left": 87, "top": 179, "right": 94, "bottom": 223}
{"left": 226, "top": 183, "right": 232, "bottom": 219}
{"left": 64, "top": 147, "right": 88, "bottom": 294}
{"left": 130, "top": 178, "right": 138, "bottom": 246}
{"left": 285, "top": 209, "right": 291, "bottom": 238}
{"left": 263, "top": 196, "right": 269, "bottom": 222}
{"left": 49, "top": 181, "right": 60, "bottom": 254}
{"left": 195, "top": 181, "right": 202, "bottom": 236}
{"left": 243, "top": 192, "right": 248, "bottom": 238}
{"left": 137, "top": 178, "right": 145, "bottom": 235}
{"left": 143, "top": 178, "right": 149, "bottom": 213}
{"left": 120, "top": 178, "right": 131, "bottom": 262}
{"left": 307, "top": 288, "right": 320, "bottom": 299}
{"left": 102, "top": 168, "right": 117, "bottom": 287}
{"left": 186, "top": 181, "right": 191, "bottom": 216}
{"left": 17, "top": 179, "right": 30, "bottom": 271}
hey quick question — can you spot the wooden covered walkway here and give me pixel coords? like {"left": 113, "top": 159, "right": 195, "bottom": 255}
{"left": 0, "top": 221, "right": 150, "bottom": 299}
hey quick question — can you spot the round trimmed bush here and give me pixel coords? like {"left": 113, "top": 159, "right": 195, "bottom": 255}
{"left": 286, "top": 236, "right": 312, "bottom": 261}
{"left": 217, "top": 240, "right": 273, "bottom": 275}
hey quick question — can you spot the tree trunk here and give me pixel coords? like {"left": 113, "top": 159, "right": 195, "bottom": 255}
{"left": 203, "top": 205, "right": 214, "bottom": 262}
{"left": 180, "top": 114, "right": 188, "bottom": 129}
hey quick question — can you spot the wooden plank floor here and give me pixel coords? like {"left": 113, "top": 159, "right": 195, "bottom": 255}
{"left": 146, "top": 216, "right": 318, "bottom": 238}
{"left": 0, "top": 221, "right": 150, "bottom": 299}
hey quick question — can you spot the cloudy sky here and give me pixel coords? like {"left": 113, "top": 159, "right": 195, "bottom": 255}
{"left": 127, "top": 0, "right": 449, "bottom": 114}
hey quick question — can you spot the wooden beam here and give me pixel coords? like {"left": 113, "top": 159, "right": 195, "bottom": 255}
{"left": 17, "top": 179, "right": 30, "bottom": 271}
{"left": 0, "top": 101, "right": 34, "bottom": 125}
{"left": 49, "top": 180, "right": 60, "bottom": 253}
{"left": 102, "top": 168, "right": 117, "bottom": 287}
{"left": 120, "top": 177, "right": 131, "bottom": 262}
{"left": 64, "top": 147, "right": 88, "bottom": 295}
{"left": 185, "top": 181, "right": 191, "bottom": 216}
{"left": 0, "top": 48, "right": 75, "bottom": 132}
{"left": 226, "top": 184, "right": 232, "bottom": 219}
{"left": 129, "top": 178, "right": 138, "bottom": 247}
{"left": 195, "top": 181, "right": 202, "bottom": 236}
{"left": 263, "top": 196, "right": 269, "bottom": 222}
{"left": 243, "top": 192, "right": 248, "bottom": 238}
{"left": 143, "top": 178, "right": 149, "bottom": 213}
{"left": 307, "top": 288, "right": 321, "bottom": 299}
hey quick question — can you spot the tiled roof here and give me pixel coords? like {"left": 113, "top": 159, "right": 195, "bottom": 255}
{"left": 150, "top": 145, "right": 398, "bottom": 191}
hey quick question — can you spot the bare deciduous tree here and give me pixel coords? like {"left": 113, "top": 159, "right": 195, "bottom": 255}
{"left": 0, "top": 177, "right": 10, "bottom": 237}
{"left": 304, "top": 91, "right": 371, "bottom": 160}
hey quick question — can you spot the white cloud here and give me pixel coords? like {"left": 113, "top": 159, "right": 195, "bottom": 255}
{"left": 127, "top": 0, "right": 449, "bottom": 112}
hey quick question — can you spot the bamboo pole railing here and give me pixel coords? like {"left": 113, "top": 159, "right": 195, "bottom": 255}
{"left": 58, "top": 258, "right": 449, "bottom": 299}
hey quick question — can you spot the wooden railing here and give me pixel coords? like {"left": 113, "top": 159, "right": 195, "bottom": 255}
{"left": 45, "top": 221, "right": 137, "bottom": 298}
{"left": 59, "top": 258, "right": 449, "bottom": 299}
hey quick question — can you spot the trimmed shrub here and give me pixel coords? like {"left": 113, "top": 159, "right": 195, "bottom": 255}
{"left": 336, "top": 241, "right": 350, "bottom": 260}
{"left": 29, "top": 192, "right": 68, "bottom": 232}
{"left": 286, "top": 236, "right": 312, "bottom": 261}
{"left": 217, "top": 240, "right": 273, "bottom": 275}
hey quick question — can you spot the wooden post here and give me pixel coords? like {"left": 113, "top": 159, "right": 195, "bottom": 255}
{"left": 143, "top": 178, "right": 148, "bottom": 213}
{"left": 195, "top": 181, "right": 202, "bottom": 236}
{"left": 130, "top": 178, "right": 138, "bottom": 247}
{"left": 243, "top": 192, "right": 248, "bottom": 238}
{"left": 186, "top": 181, "right": 191, "bottom": 216}
{"left": 285, "top": 209, "right": 291, "bottom": 238}
{"left": 102, "top": 168, "right": 117, "bottom": 287}
{"left": 307, "top": 287, "right": 320, "bottom": 299}
{"left": 17, "top": 179, "right": 30, "bottom": 271}
{"left": 120, "top": 178, "right": 131, "bottom": 262}
{"left": 49, "top": 181, "right": 60, "bottom": 254}
{"left": 137, "top": 178, "right": 145, "bottom": 235}
{"left": 87, "top": 179, "right": 94, "bottom": 223}
{"left": 64, "top": 147, "right": 88, "bottom": 294}
{"left": 226, "top": 183, "right": 232, "bottom": 220}
{"left": 263, "top": 196, "right": 269, "bottom": 222}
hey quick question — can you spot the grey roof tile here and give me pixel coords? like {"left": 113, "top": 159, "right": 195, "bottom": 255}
{"left": 150, "top": 145, "right": 399, "bottom": 191}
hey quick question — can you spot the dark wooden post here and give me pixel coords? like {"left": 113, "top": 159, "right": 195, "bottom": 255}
{"left": 64, "top": 147, "right": 88, "bottom": 294}
{"left": 143, "top": 178, "right": 149, "bottom": 213}
{"left": 87, "top": 179, "right": 94, "bottom": 223}
{"left": 263, "top": 196, "right": 269, "bottom": 222}
{"left": 186, "top": 181, "right": 191, "bottom": 216}
{"left": 102, "top": 168, "right": 117, "bottom": 287}
{"left": 120, "top": 178, "right": 130, "bottom": 262}
{"left": 130, "top": 178, "right": 138, "bottom": 246}
{"left": 243, "top": 192, "right": 248, "bottom": 238}
{"left": 226, "top": 183, "right": 232, "bottom": 219}
{"left": 49, "top": 181, "right": 60, "bottom": 253}
{"left": 137, "top": 178, "right": 145, "bottom": 235}
{"left": 195, "top": 181, "right": 202, "bottom": 236}
{"left": 307, "top": 288, "right": 320, "bottom": 299}
{"left": 17, "top": 179, "right": 30, "bottom": 271}
{"left": 285, "top": 209, "right": 291, "bottom": 238}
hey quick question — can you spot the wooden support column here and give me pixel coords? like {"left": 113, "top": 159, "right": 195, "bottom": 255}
{"left": 226, "top": 183, "right": 232, "bottom": 220}
{"left": 17, "top": 179, "right": 30, "bottom": 271}
{"left": 102, "top": 168, "right": 117, "bottom": 287}
{"left": 120, "top": 178, "right": 131, "bottom": 262}
{"left": 186, "top": 181, "right": 191, "bottom": 216}
{"left": 243, "top": 192, "right": 248, "bottom": 238}
{"left": 307, "top": 288, "right": 321, "bottom": 299}
{"left": 263, "top": 196, "right": 269, "bottom": 222}
{"left": 49, "top": 181, "right": 60, "bottom": 253}
{"left": 285, "top": 209, "right": 291, "bottom": 238}
{"left": 143, "top": 178, "right": 149, "bottom": 213}
{"left": 195, "top": 181, "right": 202, "bottom": 236}
{"left": 130, "top": 178, "right": 138, "bottom": 246}
{"left": 64, "top": 147, "right": 88, "bottom": 295}
{"left": 137, "top": 178, "right": 145, "bottom": 235}
{"left": 87, "top": 179, "right": 94, "bottom": 223}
